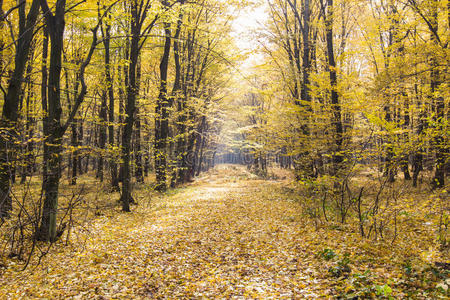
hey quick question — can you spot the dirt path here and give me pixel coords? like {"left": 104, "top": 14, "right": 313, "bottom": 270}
{"left": 0, "top": 171, "right": 330, "bottom": 299}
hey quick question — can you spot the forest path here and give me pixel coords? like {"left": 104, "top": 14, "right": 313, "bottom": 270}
{"left": 0, "top": 166, "right": 330, "bottom": 298}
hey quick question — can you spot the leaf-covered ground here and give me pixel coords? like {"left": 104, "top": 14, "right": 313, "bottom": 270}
{"left": 0, "top": 166, "right": 448, "bottom": 299}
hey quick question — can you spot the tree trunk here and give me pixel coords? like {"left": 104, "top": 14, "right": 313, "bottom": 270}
{"left": 120, "top": 2, "right": 141, "bottom": 210}
{"left": 78, "top": 122, "right": 84, "bottom": 175}
{"left": 301, "top": 0, "right": 310, "bottom": 104}
{"left": 384, "top": 104, "right": 396, "bottom": 183}
{"left": 144, "top": 118, "right": 151, "bottom": 177}
{"left": 38, "top": 0, "right": 100, "bottom": 240}
{"left": 134, "top": 60, "right": 144, "bottom": 183}
{"left": 324, "top": 0, "right": 343, "bottom": 175}
{"left": 21, "top": 47, "right": 36, "bottom": 184}
{"left": 40, "top": 25, "right": 49, "bottom": 191}
{"left": 102, "top": 14, "right": 119, "bottom": 191}
{"left": 401, "top": 94, "right": 411, "bottom": 180}
{"left": 196, "top": 130, "right": 207, "bottom": 176}
{"left": 170, "top": 12, "right": 183, "bottom": 187}
{"left": 155, "top": 22, "right": 171, "bottom": 191}
{"left": 432, "top": 95, "right": 445, "bottom": 188}
{"left": 98, "top": 91, "right": 107, "bottom": 182}
{"left": 37, "top": 0, "right": 66, "bottom": 242}
{"left": 117, "top": 64, "right": 125, "bottom": 183}
{"left": 0, "top": 0, "right": 39, "bottom": 217}
{"left": 70, "top": 117, "right": 78, "bottom": 185}
{"left": 430, "top": 2, "right": 444, "bottom": 188}
{"left": 193, "top": 116, "right": 206, "bottom": 177}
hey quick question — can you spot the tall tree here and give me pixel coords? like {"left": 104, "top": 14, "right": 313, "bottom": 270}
{"left": 98, "top": 6, "right": 120, "bottom": 190}
{"left": 0, "top": 0, "right": 40, "bottom": 217}
{"left": 155, "top": 21, "right": 172, "bottom": 191}
{"left": 120, "top": 0, "right": 159, "bottom": 210}
{"left": 321, "top": 0, "right": 343, "bottom": 175}
{"left": 37, "top": 0, "right": 106, "bottom": 241}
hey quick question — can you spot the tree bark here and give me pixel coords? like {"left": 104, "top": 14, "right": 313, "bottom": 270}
{"left": 38, "top": 0, "right": 102, "bottom": 240}
{"left": 155, "top": 22, "right": 171, "bottom": 191}
{"left": 100, "top": 17, "right": 119, "bottom": 190}
{"left": 430, "top": 1, "right": 444, "bottom": 188}
{"left": 301, "top": 0, "right": 310, "bottom": 104}
{"left": 134, "top": 59, "right": 144, "bottom": 183}
{"left": 37, "top": 0, "right": 66, "bottom": 242}
{"left": 20, "top": 46, "right": 36, "bottom": 184}
{"left": 98, "top": 91, "right": 107, "bottom": 182}
{"left": 170, "top": 11, "right": 183, "bottom": 187}
{"left": 401, "top": 94, "right": 411, "bottom": 180}
{"left": 323, "top": 0, "right": 343, "bottom": 175}
{"left": 0, "top": 0, "right": 40, "bottom": 217}
{"left": 120, "top": 2, "right": 140, "bottom": 210}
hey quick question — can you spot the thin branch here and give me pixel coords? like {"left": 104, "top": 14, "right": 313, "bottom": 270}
{"left": 61, "top": 0, "right": 119, "bottom": 134}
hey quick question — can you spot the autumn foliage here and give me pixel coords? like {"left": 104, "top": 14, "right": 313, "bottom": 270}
{"left": 0, "top": 0, "right": 448, "bottom": 298}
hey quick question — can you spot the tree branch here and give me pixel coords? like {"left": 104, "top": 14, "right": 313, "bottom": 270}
{"left": 60, "top": 0, "right": 119, "bottom": 135}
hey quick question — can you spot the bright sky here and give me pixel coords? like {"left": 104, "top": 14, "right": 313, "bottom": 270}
{"left": 230, "top": 2, "right": 268, "bottom": 71}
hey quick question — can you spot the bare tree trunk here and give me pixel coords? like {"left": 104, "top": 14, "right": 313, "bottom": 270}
{"left": 144, "top": 118, "right": 151, "bottom": 177}
{"left": 21, "top": 47, "right": 36, "bottom": 184}
{"left": 117, "top": 64, "right": 125, "bottom": 183}
{"left": 155, "top": 22, "right": 171, "bottom": 191}
{"left": 101, "top": 12, "right": 119, "bottom": 191}
{"left": 430, "top": 2, "right": 444, "bottom": 188}
{"left": 401, "top": 94, "right": 411, "bottom": 180}
{"left": 64, "top": 63, "right": 78, "bottom": 185}
{"left": 97, "top": 91, "right": 107, "bottom": 182}
{"left": 301, "top": 0, "right": 310, "bottom": 104}
{"left": 323, "top": 0, "right": 343, "bottom": 175}
{"left": 37, "top": 0, "right": 66, "bottom": 241}
{"left": 70, "top": 117, "right": 78, "bottom": 185}
{"left": 78, "top": 122, "right": 84, "bottom": 175}
{"left": 120, "top": 1, "right": 141, "bottom": 210}
{"left": 134, "top": 60, "right": 144, "bottom": 183}
{"left": 193, "top": 116, "right": 206, "bottom": 177}
{"left": 384, "top": 103, "right": 396, "bottom": 183}
{"left": 170, "top": 12, "right": 183, "bottom": 187}
{"left": 196, "top": 132, "right": 206, "bottom": 176}
{"left": 38, "top": 0, "right": 101, "bottom": 240}
{"left": 0, "top": 0, "right": 40, "bottom": 217}
{"left": 40, "top": 26, "right": 49, "bottom": 191}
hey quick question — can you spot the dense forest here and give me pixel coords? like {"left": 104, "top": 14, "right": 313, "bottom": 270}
{"left": 0, "top": 0, "right": 448, "bottom": 298}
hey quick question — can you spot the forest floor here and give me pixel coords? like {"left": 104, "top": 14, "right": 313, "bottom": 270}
{"left": 0, "top": 165, "right": 448, "bottom": 299}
